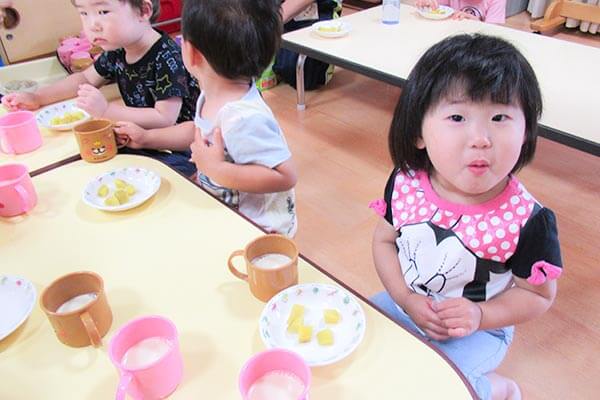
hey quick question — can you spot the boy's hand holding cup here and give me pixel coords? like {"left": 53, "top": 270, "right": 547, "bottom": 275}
{"left": 114, "top": 121, "right": 146, "bottom": 149}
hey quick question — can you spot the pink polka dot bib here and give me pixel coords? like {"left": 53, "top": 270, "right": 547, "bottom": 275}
{"left": 389, "top": 171, "right": 537, "bottom": 263}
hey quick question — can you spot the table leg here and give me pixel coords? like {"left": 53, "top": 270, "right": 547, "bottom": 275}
{"left": 296, "top": 54, "right": 307, "bottom": 111}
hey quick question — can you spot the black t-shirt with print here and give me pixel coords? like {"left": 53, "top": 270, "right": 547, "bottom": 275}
{"left": 94, "top": 31, "right": 199, "bottom": 123}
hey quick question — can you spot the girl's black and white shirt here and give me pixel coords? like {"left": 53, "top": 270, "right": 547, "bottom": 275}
{"left": 378, "top": 169, "right": 563, "bottom": 302}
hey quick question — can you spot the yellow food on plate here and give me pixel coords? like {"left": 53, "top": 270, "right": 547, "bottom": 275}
{"left": 97, "top": 180, "right": 137, "bottom": 207}
{"left": 317, "top": 329, "right": 334, "bottom": 346}
{"left": 287, "top": 304, "right": 305, "bottom": 324}
{"left": 50, "top": 110, "right": 86, "bottom": 126}
{"left": 114, "top": 178, "right": 127, "bottom": 189}
{"left": 104, "top": 196, "right": 120, "bottom": 206}
{"left": 298, "top": 325, "right": 313, "bottom": 343}
{"left": 125, "top": 184, "right": 137, "bottom": 196}
{"left": 317, "top": 24, "right": 342, "bottom": 33}
{"left": 324, "top": 309, "right": 341, "bottom": 324}
{"left": 114, "top": 190, "right": 129, "bottom": 205}
{"left": 97, "top": 184, "right": 109, "bottom": 197}
{"left": 287, "top": 316, "right": 304, "bottom": 333}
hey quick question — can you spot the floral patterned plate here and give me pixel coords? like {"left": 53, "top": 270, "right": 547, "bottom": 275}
{"left": 36, "top": 100, "right": 91, "bottom": 131}
{"left": 82, "top": 167, "right": 161, "bottom": 212}
{"left": 259, "top": 283, "right": 366, "bottom": 366}
{"left": 0, "top": 275, "right": 37, "bottom": 341}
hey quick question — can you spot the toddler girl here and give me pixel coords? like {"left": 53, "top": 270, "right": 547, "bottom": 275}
{"left": 370, "top": 34, "right": 562, "bottom": 400}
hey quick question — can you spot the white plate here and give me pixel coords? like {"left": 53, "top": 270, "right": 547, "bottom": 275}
{"left": 312, "top": 20, "right": 351, "bottom": 38}
{"left": 36, "top": 100, "right": 91, "bottom": 131}
{"left": 259, "top": 283, "right": 366, "bottom": 367}
{"left": 417, "top": 5, "right": 454, "bottom": 20}
{"left": 0, "top": 275, "right": 37, "bottom": 341}
{"left": 82, "top": 167, "right": 161, "bottom": 212}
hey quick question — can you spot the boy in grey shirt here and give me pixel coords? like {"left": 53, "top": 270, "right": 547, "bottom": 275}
{"left": 111, "top": 0, "right": 297, "bottom": 236}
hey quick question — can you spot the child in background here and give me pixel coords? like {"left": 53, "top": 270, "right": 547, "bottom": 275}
{"left": 1, "top": 0, "right": 199, "bottom": 175}
{"left": 118, "top": 0, "right": 298, "bottom": 236}
{"left": 273, "top": 0, "right": 342, "bottom": 89}
{"left": 370, "top": 34, "right": 562, "bottom": 400}
{"left": 416, "top": 0, "right": 506, "bottom": 24}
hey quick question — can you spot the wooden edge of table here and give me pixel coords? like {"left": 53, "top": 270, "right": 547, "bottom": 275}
{"left": 29, "top": 153, "right": 477, "bottom": 399}
{"left": 281, "top": 37, "right": 600, "bottom": 158}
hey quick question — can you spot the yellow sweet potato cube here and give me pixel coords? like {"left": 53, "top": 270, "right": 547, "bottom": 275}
{"left": 125, "top": 184, "right": 137, "bottom": 196}
{"left": 287, "top": 316, "right": 304, "bottom": 334}
{"left": 298, "top": 325, "right": 312, "bottom": 343}
{"left": 324, "top": 309, "right": 341, "bottom": 324}
{"left": 287, "top": 304, "right": 305, "bottom": 324}
{"left": 104, "top": 196, "right": 120, "bottom": 206}
{"left": 114, "top": 190, "right": 129, "bottom": 205}
{"left": 114, "top": 178, "right": 127, "bottom": 189}
{"left": 317, "top": 329, "right": 334, "bottom": 346}
{"left": 97, "top": 184, "right": 109, "bottom": 197}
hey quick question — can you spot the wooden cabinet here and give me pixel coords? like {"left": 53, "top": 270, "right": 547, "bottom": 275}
{"left": 0, "top": 0, "right": 82, "bottom": 64}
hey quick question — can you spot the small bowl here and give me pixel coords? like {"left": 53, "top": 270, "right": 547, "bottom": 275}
{"left": 0, "top": 80, "right": 38, "bottom": 95}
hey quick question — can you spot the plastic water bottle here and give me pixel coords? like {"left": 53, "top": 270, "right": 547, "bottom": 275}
{"left": 382, "top": 0, "right": 401, "bottom": 24}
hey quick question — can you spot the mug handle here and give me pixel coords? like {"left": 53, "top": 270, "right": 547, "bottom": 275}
{"left": 227, "top": 250, "right": 248, "bottom": 281}
{"left": 115, "top": 372, "right": 133, "bottom": 400}
{"left": 14, "top": 185, "right": 31, "bottom": 212}
{"left": 0, "top": 132, "right": 15, "bottom": 154}
{"left": 80, "top": 311, "right": 102, "bottom": 347}
{"left": 116, "top": 135, "right": 130, "bottom": 149}
{"left": 111, "top": 125, "right": 130, "bottom": 149}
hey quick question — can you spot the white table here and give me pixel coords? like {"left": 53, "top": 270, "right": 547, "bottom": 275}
{"left": 283, "top": 5, "right": 600, "bottom": 156}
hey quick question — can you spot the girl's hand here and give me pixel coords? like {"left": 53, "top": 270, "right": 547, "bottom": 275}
{"left": 416, "top": 0, "right": 439, "bottom": 10}
{"left": 402, "top": 293, "right": 450, "bottom": 340}
{"left": 113, "top": 121, "right": 146, "bottom": 149}
{"left": 76, "top": 84, "right": 108, "bottom": 117}
{"left": 452, "top": 11, "right": 480, "bottom": 21}
{"left": 190, "top": 127, "right": 225, "bottom": 176}
{"left": 1, "top": 92, "right": 41, "bottom": 111}
{"left": 433, "top": 297, "right": 483, "bottom": 338}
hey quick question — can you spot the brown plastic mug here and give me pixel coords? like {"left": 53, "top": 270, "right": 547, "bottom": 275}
{"left": 228, "top": 234, "right": 299, "bottom": 302}
{"left": 40, "top": 271, "right": 113, "bottom": 347}
{"left": 73, "top": 119, "right": 127, "bottom": 163}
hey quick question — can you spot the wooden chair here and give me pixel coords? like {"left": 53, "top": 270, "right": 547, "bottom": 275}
{"left": 531, "top": 0, "right": 600, "bottom": 33}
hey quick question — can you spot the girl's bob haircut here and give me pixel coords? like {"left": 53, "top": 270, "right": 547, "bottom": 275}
{"left": 389, "top": 33, "right": 543, "bottom": 175}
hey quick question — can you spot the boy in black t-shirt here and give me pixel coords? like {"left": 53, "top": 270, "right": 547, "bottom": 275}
{"left": 2, "top": 0, "right": 199, "bottom": 175}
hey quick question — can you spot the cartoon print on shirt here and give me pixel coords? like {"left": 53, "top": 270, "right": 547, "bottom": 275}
{"left": 397, "top": 222, "right": 476, "bottom": 298}
{"left": 397, "top": 236, "right": 422, "bottom": 292}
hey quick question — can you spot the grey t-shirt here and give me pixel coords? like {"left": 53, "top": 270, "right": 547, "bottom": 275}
{"left": 193, "top": 84, "right": 297, "bottom": 236}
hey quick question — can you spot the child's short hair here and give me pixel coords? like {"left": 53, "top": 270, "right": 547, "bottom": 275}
{"left": 389, "top": 34, "right": 543, "bottom": 175}
{"left": 181, "top": 0, "right": 282, "bottom": 81}
{"left": 72, "top": 0, "right": 161, "bottom": 23}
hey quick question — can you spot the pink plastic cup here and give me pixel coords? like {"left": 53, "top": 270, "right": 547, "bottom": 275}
{"left": 70, "top": 51, "right": 92, "bottom": 61}
{"left": 239, "top": 349, "right": 311, "bottom": 400}
{"left": 72, "top": 41, "right": 92, "bottom": 54}
{"left": 0, "top": 111, "right": 43, "bottom": 155}
{"left": 108, "top": 316, "right": 183, "bottom": 400}
{"left": 0, "top": 163, "right": 37, "bottom": 217}
{"left": 57, "top": 42, "right": 78, "bottom": 65}
{"left": 60, "top": 37, "right": 81, "bottom": 47}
